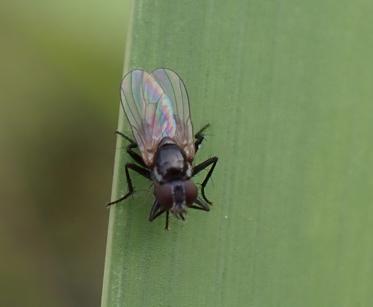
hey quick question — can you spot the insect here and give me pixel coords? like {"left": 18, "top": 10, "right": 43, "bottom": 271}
{"left": 107, "top": 68, "right": 218, "bottom": 229}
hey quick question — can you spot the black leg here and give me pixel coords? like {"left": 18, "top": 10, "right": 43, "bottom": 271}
{"left": 165, "top": 211, "right": 170, "bottom": 230}
{"left": 188, "top": 197, "right": 210, "bottom": 211}
{"left": 116, "top": 131, "right": 146, "bottom": 167}
{"left": 192, "top": 157, "right": 218, "bottom": 204}
{"left": 126, "top": 143, "right": 147, "bottom": 167}
{"left": 148, "top": 200, "right": 167, "bottom": 222}
{"left": 149, "top": 208, "right": 167, "bottom": 222}
{"left": 149, "top": 199, "right": 160, "bottom": 221}
{"left": 194, "top": 124, "right": 210, "bottom": 153}
{"left": 115, "top": 130, "right": 135, "bottom": 143}
{"left": 106, "top": 163, "right": 151, "bottom": 207}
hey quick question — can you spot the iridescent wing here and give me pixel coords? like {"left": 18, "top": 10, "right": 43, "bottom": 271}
{"left": 120, "top": 68, "right": 195, "bottom": 166}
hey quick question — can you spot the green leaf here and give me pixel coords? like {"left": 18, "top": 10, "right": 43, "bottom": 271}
{"left": 102, "top": 1, "right": 373, "bottom": 306}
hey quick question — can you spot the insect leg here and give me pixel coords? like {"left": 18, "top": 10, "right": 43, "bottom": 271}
{"left": 188, "top": 197, "right": 210, "bottom": 211}
{"left": 149, "top": 199, "right": 160, "bottom": 221}
{"left": 194, "top": 124, "right": 210, "bottom": 153}
{"left": 149, "top": 200, "right": 167, "bottom": 221}
{"left": 165, "top": 211, "right": 170, "bottom": 230}
{"left": 106, "top": 163, "right": 151, "bottom": 207}
{"left": 116, "top": 131, "right": 146, "bottom": 167}
{"left": 126, "top": 143, "right": 146, "bottom": 167}
{"left": 192, "top": 157, "right": 218, "bottom": 204}
{"left": 115, "top": 130, "right": 135, "bottom": 143}
{"left": 149, "top": 209, "right": 167, "bottom": 222}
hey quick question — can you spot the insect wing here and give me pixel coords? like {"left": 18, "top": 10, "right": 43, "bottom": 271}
{"left": 120, "top": 69, "right": 194, "bottom": 166}
{"left": 152, "top": 69, "right": 195, "bottom": 160}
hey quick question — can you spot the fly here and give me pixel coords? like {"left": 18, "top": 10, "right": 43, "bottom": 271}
{"left": 107, "top": 68, "right": 218, "bottom": 229}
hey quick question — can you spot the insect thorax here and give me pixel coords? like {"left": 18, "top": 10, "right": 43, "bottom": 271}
{"left": 152, "top": 140, "right": 191, "bottom": 183}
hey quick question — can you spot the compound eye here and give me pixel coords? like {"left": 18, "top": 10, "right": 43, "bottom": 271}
{"left": 184, "top": 180, "right": 198, "bottom": 205}
{"left": 155, "top": 183, "right": 173, "bottom": 209}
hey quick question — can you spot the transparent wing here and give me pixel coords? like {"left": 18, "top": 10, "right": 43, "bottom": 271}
{"left": 120, "top": 68, "right": 195, "bottom": 166}
{"left": 151, "top": 69, "right": 195, "bottom": 159}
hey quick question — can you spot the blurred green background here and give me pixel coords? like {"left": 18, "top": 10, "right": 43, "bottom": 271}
{"left": 0, "top": 1, "right": 130, "bottom": 306}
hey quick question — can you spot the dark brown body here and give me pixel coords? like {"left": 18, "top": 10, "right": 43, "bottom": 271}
{"left": 152, "top": 139, "right": 196, "bottom": 216}
{"left": 108, "top": 127, "right": 217, "bottom": 228}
